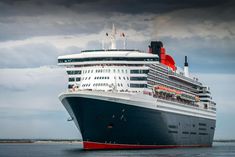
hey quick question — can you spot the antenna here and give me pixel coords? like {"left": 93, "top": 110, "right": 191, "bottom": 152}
{"left": 121, "top": 32, "right": 126, "bottom": 49}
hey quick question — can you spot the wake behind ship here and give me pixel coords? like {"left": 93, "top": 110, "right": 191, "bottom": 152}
{"left": 58, "top": 25, "right": 216, "bottom": 150}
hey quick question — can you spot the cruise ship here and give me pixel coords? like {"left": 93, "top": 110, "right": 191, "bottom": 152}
{"left": 58, "top": 25, "right": 216, "bottom": 150}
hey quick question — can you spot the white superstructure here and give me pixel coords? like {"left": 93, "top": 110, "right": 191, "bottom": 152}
{"left": 58, "top": 49, "right": 157, "bottom": 92}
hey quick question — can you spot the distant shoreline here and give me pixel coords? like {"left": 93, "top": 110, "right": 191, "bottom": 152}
{"left": 213, "top": 139, "right": 235, "bottom": 143}
{"left": 0, "top": 139, "right": 82, "bottom": 144}
{"left": 0, "top": 139, "right": 235, "bottom": 144}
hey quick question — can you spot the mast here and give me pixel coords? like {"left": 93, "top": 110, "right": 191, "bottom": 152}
{"left": 110, "top": 24, "right": 116, "bottom": 49}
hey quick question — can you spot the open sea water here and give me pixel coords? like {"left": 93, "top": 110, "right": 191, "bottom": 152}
{"left": 0, "top": 142, "right": 234, "bottom": 157}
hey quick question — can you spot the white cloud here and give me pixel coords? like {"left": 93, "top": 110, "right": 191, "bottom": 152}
{"left": 0, "top": 66, "right": 67, "bottom": 111}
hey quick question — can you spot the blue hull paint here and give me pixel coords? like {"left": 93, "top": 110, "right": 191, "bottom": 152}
{"left": 61, "top": 96, "right": 215, "bottom": 146}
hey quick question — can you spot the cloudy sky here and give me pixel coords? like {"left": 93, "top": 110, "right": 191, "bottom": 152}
{"left": 0, "top": 0, "right": 235, "bottom": 139}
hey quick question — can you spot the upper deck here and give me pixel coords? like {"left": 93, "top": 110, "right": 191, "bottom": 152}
{"left": 58, "top": 49, "right": 159, "bottom": 66}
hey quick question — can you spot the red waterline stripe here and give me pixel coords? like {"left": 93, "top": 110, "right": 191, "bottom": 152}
{"left": 83, "top": 141, "right": 211, "bottom": 150}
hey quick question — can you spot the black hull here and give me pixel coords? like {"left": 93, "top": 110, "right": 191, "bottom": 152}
{"left": 61, "top": 95, "right": 216, "bottom": 149}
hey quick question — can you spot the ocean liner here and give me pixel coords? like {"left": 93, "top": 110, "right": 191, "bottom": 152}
{"left": 58, "top": 25, "right": 216, "bottom": 150}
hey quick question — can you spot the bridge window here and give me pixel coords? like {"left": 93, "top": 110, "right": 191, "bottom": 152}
{"left": 130, "top": 69, "right": 149, "bottom": 74}
{"left": 130, "top": 77, "right": 147, "bottom": 81}
{"left": 58, "top": 57, "right": 158, "bottom": 63}
{"left": 130, "top": 84, "right": 147, "bottom": 88}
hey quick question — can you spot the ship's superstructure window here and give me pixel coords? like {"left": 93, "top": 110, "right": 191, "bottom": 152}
{"left": 58, "top": 57, "right": 158, "bottom": 63}
{"left": 69, "top": 78, "right": 75, "bottom": 82}
{"left": 130, "top": 77, "right": 147, "bottom": 81}
{"left": 130, "top": 69, "right": 149, "bottom": 74}
{"left": 67, "top": 70, "right": 81, "bottom": 75}
{"left": 68, "top": 84, "right": 73, "bottom": 89}
{"left": 130, "top": 84, "right": 147, "bottom": 88}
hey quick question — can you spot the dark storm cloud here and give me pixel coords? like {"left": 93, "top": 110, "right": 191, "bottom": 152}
{"left": 160, "top": 37, "right": 235, "bottom": 73}
{"left": 0, "top": 0, "right": 234, "bottom": 41}
{"left": 0, "top": 0, "right": 234, "bottom": 73}
{"left": 1, "top": 0, "right": 232, "bottom": 14}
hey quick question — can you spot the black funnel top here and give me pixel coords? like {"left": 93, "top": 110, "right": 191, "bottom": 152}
{"left": 184, "top": 56, "right": 188, "bottom": 67}
{"left": 150, "top": 41, "right": 163, "bottom": 61}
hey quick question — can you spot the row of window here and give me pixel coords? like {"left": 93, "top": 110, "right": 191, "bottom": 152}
{"left": 82, "top": 83, "right": 126, "bottom": 87}
{"left": 68, "top": 81, "right": 146, "bottom": 88}
{"left": 82, "top": 84, "right": 91, "bottom": 87}
{"left": 70, "top": 83, "right": 146, "bottom": 88}
{"left": 199, "top": 95, "right": 212, "bottom": 99}
{"left": 130, "top": 84, "right": 147, "bottom": 88}
{"left": 168, "top": 124, "right": 210, "bottom": 129}
{"left": 96, "top": 69, "right": 111, "bottom": 73}
{"left": 69, "top": 76, "right": 134, "bottom": 81}
{"left": 130, "top": 77, "right": 147, "bottom": 81}
{"left": 148, "top": 67, "right": 199, "bottom": 92}
{"left": 148, "top": 74, "right": 196, "bottom": 94}
{"left": 68, "top": 69, "right": 129, "bottom": 74}
{"left": 58, "top": 57, "right": 158, "bottom": 63}
{"left": 82, "top": 77, "right": 91, "bottom": 80}
{"left": 95, "top": 76, "right": 110, "bottom": 80}
{"left": 93, "top": 83, "right": 109, "bottom": 87}
{"left": 67, "top": 70, "right": 81, "bottom": 75}
{"left": 115, "top": 76, "right": 129, "bottom": 80}
{"left": 67, "top": 69, "right": 151, "bottom": 76}
{"left": 130, "top": 69, "right": 149, "bottom": 74}
{"left": 168, "top": 131, "right": 209, "bottom": 135}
